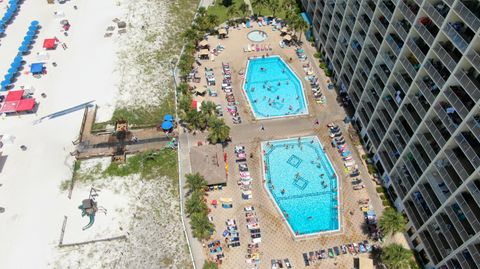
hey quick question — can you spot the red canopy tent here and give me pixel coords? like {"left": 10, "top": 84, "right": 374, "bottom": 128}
{"left": 191, "top": 100, "right": 198, "bottom": 109}
{"left": 43, "top": 38, "right": 57, "bottom": 50}
{"left": 0, "top": 90, "right": 36, "bottom": 113}
{"left": 5, "top": 90, "right": 24, "bottom": 101}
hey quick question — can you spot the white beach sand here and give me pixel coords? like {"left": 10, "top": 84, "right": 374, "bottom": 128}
{"left": 0, "top": 0, "right": 193, "bottom": 268}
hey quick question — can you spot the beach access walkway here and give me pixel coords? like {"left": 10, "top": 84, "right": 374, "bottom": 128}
{"left": 74, "top": 106, "right": 174, "bottom": 160}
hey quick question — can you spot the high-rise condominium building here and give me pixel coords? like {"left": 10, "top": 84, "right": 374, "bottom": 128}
{"left": 300, "top": 0, "right": 480, "bottom": 268}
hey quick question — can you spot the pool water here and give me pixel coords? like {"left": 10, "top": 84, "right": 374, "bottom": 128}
{"left": 262, "top": 136, "right": 340, "bottom": 236}
{"left": 243, "top": 56, "right": 307, "bottom": 119}
{"left": 247, "top": 30, "right": 268, "bottom": 42}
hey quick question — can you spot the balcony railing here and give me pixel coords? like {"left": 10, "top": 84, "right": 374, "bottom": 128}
{"left": 393, "top": 21, "right": 408, "bottom": 40}
{"left": 444, "top": 149, "right": 470, "bottom": 183}
{"left": 443, "top": 87, "right": 470, "bottom": 119}
{"left": 453, "top": 0, "right": 480, "bottom": 33}
{"left": 362, "top": 2, "right": 374, "bottom": 18}
{"left": 423, "top": 1, "right": 445, "bottom": 27}
{"left": 369, "top": 33, "right": 381, "bottom": 50}
{"left": 374, "top": 18, "right": 387, "bottom": 35}
{"left": 364, "top": 47, "right": 376, "bottom": 64}
{"left": 434, "top": 104, "right": 457, "bottom": 134}
{"left": 424, "top": 60, "right": 446, "bottom": 89}
{"left": 359, "top": 17, "right": 370, "bottom": 33}
{"left": 466, "top": 117, "right": 480, "bottom": 142}
{"left": 395, "top": 73, "right": 411, "bottom": 91}
{"left": 406, "top": 38, "right": 426, "bottom": 62}
{"left": 414, "top": 23, "right": 435, "bottom": 46}
{"left": 417, "top": 134, "right": 437, "bottom": 160}
{"left": 386, "top": 34, "right": 403, "bottom": 55}
{"left": 415, "top": 79, "right": 436, "bottom": 104}
{"left": 401, "top": 106, "right": 419, "bottom": 132}
{"left": 454, "top": 135, "right": 480, "bottom": 168}
{"left": 398, "top": 0, "right": 417, "bottom": 24}
{"left": 432, "top": 43, "right": 457, "bottom": 73}
{"left": 410, "top": 96, "right": 427, "bottom": 118}
{"left": 443, "top": 23, "right": 469, "bottom": 53}
{"left": 454, "top": 69, "right": 480, "bottom": 102}
{"left": 378, "top": 1, "right": 393, "bottom": 20}
{"left": 400, "top": 57, "right": 418, "bottom": 79}
{"left": 466, "top": 49, "right": 480, "bottom": 70}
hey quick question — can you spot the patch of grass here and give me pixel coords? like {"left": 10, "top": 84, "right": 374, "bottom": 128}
{"left": 376, "top": 186, "right": 386, "bottom": 194}
{"left": 252, "top": 0, "right": 288, "bottom": 18}
{"left": 111, "top": 92, "right": 175, "bottom": 127}
{"left": 207, "top": 0, "right": 245, "bottom": 23}
{"left": 103, "top": 149, "right": 178, "bottom": 180}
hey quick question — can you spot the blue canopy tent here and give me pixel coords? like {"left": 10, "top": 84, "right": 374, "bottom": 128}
{"left": 161, "top": 121, "right": 173, "bottom": 131}
{"left": 30, "top": 63, "right": 44, "bottom": 74}
{"left": 163, "top": 114, "right": 173, "bottom": 122}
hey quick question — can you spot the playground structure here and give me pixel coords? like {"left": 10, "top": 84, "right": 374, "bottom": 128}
{"left": 78, "top": 187, "right": 107, "bottom": 230}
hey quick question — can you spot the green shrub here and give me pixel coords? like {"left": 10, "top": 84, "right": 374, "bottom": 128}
{"left": 367, "top": 163, "right": 378, "bottom": 174}
{"left": 319, "top": 61, "right": 327, "bottom": 69}
{"left": 314, "top": 52, "right": 321, "bottom": 58}
{"left": 376, "top": 186, "right": 386, "bottom": 194}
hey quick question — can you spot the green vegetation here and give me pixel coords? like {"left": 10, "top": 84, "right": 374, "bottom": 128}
{"left": 103, "top": 149, "right": 178, "bottom": 180}
{"left": 381, "top": 244, "right": 415, "bottom": 269}
{"left": 379, "top": 207, "right": 406, "bottom": 236}
{"left": 184, "top": 173, "right": 214, "bottom": 241}
{"left": 203, "top": 261, "right": 219, "bottom": 269}
{"left": 252, "top": 0, "right": 298, "bottom": 18}
{"left": 207, "top": 0, "right": 246, "bottom": 23}
{"left": 367, "top": 163, "right": 378, "bottom": 174}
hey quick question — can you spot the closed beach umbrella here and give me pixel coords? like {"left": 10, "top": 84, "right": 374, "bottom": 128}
{"left": 161, "top": 121, "right": 173, "bottom": 131}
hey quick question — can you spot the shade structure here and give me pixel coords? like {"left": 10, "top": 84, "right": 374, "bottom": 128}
{"left": 27, "top": 30, "right": 36, "bottom": 36}
{"left": 28, "top": 25, "right": 37, "bottom": 31}
{"left": 14, "top": 55, "right": 22, "bottom": 62}
{"left": 199, "top": 49, "right": 209, "bottom": 55}
{"left": 280, "top": 27, "right": 288, "bottom": 33}
{"left": 0, "top": 99, "right": 36, "bottom": 113}
{"left": 7, "top": 67, "right": 16, "bottom": 74}
{"left": 5, "top": 90, "right": 24, "bottom": 101}
{"left": 211, "top": 200, "right": 218, "bottom": 205}
{"left": 163, "top": 114, "right": 173, "bottom": 122}
{"left": 30, "top": 21, "right": 39, "bottom": 26}
{"left": 218, "top": 28, "right": 227, "bottom": 35}
{"left": 43, "top": 38, "right": 56, "bottom": 49}
{"left": 18, "top": 45, "right": 28, "bottom": 53}
{"left": 1, "top": 81, "right": 10, "bottom": 88}
{"left": 283, "top": 34, "right": 292, "bottom": 41}
{"left": 21, "top": 39, "right": 30, "bottom": 47}
{"left": 161, "top": 121, "right": 173, "bottom": 130}
{"left": 198, "top": 40, "right": 209, "bottom": 47}
{"left": 30, "top": 63, "right": 44, "bottom": 74}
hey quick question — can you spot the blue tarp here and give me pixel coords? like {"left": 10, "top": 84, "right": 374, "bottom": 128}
{"left": 30, "top": 63, "right": 44, "bottom": 74}
{"left": 161, "top": 121, "right": 173, "bottom": 130}
{"left": 163, "top": 114, "right": 173, "bottom": 121}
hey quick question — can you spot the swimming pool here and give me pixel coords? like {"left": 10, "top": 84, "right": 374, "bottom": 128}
{"left": 247, "top": 30, "right": 268, "bottom": 42}
{"left": 262, "top": 136, "right": 340, "bottom": 236}
{"left": 243, "top": 56, "right": 308, "bottom": 119}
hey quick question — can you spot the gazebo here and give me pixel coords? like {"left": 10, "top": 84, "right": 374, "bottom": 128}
{"left": 198, "top": 40, "right": 209, "bottom": 49}
{"left": 218, "top": 28, "right": 228, "bottom": 39}
{"left": 30, "top": 63, "right": 45, "bottom": 75}
{"left": 199, "top": 49, "right": 210, "bottom": 60}
{"left": 283, "top": 34, "right": 292, "bottom": 43}
{"left": 0, "top": 90, "right": 36, "bottom": 114}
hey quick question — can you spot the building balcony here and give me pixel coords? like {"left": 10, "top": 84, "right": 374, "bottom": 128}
{"left": 423, "top": 1, "right": 447, "bottom": 27}
{"left": 378, "top": 0, "right": 394, "bottom": 20}
{"left": 362, "top": 0, "right": 375, "bottom": 18}
{"left": 445, "top": 204, "right": 474, "bottom": 239}
{"left": 369, "top": 32, "right": 382, "bottom": 51}
{"left": 466, "top": 115, "right": 480, "bottom": 142}
{"left": 401, "top": 106, "right": 419, "bottom": 133}
{"left": 364, "top": 45, "right": 376, "bottom": 64}
{"left": 415, "top": 17, "right": 438, "bottom": 46}
{"left": 359, "top": 15, "right": 370, "bottom": 33}
{"left": 417, "top": 133, "right": 437, "bottom": 160}
{"left": 386, "top": 33, "right": 404, "bottom": 56}
{"left": 424, "top": 59, "right": 448, "bottom": 89}
{"left": 393, "top": 20, "right": 410, "bottom": 41}
{"left": 454, "top": 134, "right": 480, "bottom": 168}
{"left": 435, "top": 213, "right": 464, "bottom": 249}
{"left": 400, "top": 55, "right": 420, "bottom": 79}
{"left": 453, "top": 0, "right": 480, "bottom": 33}
{"left": 406, "top": 37, "right": 427, "bottom": 62}
{"left": 432, "top": 41, "right": 461, "bottom": 73}
{"left": 376, "top": 65, "right": 390, "bottom": 85}
{"left": 383, "top": 51, "right": 396, "bottom": 71}
{"left": 410, "top": 94, "right": 427, "bottom": 118}
{"left": 425, "top": 118, "right": 447, "bottom": 147}
{"left": 444, "top": 86, "right": 474, "bottom": 119}
{"left": 466, "top": 48, "right": 480, "bottom": 72}
{"left": 374, "top": 16, "right": 388, "bottom": 36}
{"left": 398, "top": 0, "right": 419, "bottom": 25}
{"left": 394, "top": 72, "right": 411, "bottom": 93}
{"left": 454, "top": 68, "right": 480, "bottom": 102}
{"left": 415, "top": 78, "right": 435, "bottom": 105}
{"left": 443, "top": 22, "right": 473, "bottom": 53}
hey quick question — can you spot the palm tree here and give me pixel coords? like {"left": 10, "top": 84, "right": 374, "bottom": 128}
{"left": 295, "top": 16, "right": 309, "bottom": 43}
{"left": 251, "top": 0, "right": 268, "bottom": 15}
{"left": 200, "top": 101, "right": 217, "bottom": 116}
{"left": 183, "top": 109, "right": 207, "bottom": 130}
{"left": 207, "top": 118, "right": 230, "bottom": 144}
{"left": 252, "top": 0, "right": 280, "bottom": 17}
{"left": 381, "top": 244, "right": 414, "bottom": 269}
{"left": 190, "top": 211, "right": 214, "bottom": 240}
{"left": 206, "top": 14, "right": 219, "bottom": 30}
{"left": 238, "top": 3, "right": 251, "bottom": 17}
{"left": 184, "top": 172, "right": 208, "bottom": 193}
{"left": 227, "top": 4, "right": 240, "bottom": 20}
{"left": 183, "top": 28, "right": 200, "bottom": 44}
{"left": 379, "top": 207, "right": 406, "bottom": 236}
{"left": 185, "top": 192, "right": 208, "bottom": 215}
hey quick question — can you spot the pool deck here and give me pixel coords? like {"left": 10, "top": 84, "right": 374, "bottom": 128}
{"left": 183, "top": 22, "right": 385, "bottom": 269}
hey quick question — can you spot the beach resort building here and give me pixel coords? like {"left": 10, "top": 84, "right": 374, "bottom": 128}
{"left": 300, "top": 0, "right": 480, "bottom": 268}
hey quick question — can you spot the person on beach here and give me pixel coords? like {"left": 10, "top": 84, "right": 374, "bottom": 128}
{"left": 314, "top": 119, "right": 319, "bottom": 125}
{"left": 260, "top": 124, "right": 265, "bottom": 131}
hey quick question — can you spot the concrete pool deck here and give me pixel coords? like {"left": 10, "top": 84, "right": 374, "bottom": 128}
{"left": 183, "top": 22, "right": 386, "bottom": 268}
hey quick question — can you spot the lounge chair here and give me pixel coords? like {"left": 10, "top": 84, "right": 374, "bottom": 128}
{"left": 303, "top": 253, "right": 310, "bottom": 266}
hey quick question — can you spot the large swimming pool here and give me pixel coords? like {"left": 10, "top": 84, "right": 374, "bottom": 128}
{"left": 243, "top": 56, "right": 308, "bottom": 119}
{"left": 262, "top": 136, "right": 340, "bottom": 236}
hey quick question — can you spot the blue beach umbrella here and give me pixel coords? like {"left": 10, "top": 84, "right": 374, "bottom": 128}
{"left": 1, "top": 81, "right": 10, "bottom": 89}
{"left": 163, "top": 114, "right": 173, "bottom": 122}
{"left": 30, "top": 21, "right": 39, "bottom": 26}
{"left": 8, "top": 67, "right": 16, "bottom": 74}
{"left": 27, "top": 30, "right": 36, "bottom": 36}
{"left": 18, "top": 45, "right": 28, "bottom": 53}
{"left": 28, "top": 25, "right": 37, "bottom": 31}
{"left": 21, "top": 40, "right": 30, "bottom": 47}
{"left": 161, "top": 121, "right": 173, "bottom": 130}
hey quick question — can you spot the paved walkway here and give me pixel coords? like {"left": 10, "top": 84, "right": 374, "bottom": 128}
{"left": 176, "top": 23, "right": 387, "bottom": 268}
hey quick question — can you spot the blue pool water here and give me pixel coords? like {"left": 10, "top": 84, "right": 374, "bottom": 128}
{"left": 262, "top": 136, "right": 340, "bottom": 235}
{"left": 243, "top": 56, "right": 307, "bottom": 119}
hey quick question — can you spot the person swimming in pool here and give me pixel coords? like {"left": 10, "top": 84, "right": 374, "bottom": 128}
{"left": 277, "top": 81, "right": 281, "bottom": 86}
{"left": 281, "top": 189, "right": 286, "bottom": 194}
{"left": 307, "top": 216, "right": 313, "bottom": 220}
{"left": 251, "top": 87, "right": 255, "bottom": 92}
{"left": 286, "top": 80, "right": 289, "bottom": 85}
